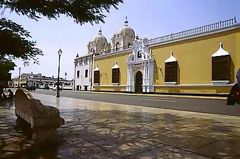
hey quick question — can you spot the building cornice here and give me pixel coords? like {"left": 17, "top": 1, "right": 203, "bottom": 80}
{"left": 74, "top": 54, "right": 93, "bottom": 61}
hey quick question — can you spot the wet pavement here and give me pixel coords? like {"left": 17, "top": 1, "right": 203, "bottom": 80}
{"left": 0, "top": 93, "right": 240, "bottom": 159}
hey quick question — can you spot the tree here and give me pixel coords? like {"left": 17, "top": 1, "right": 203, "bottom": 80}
{"left": 1, "top": 0, "right": 123, "bottom": 24}
{"left": 0, "top": 57, "right": 15, "bottom": 75}
{"left": 0, "top": 18, "right": 43, "bottom": 63}
{"left": 0, "top": 57, "right": 15, "bottom": 89}
{"left": 0, "top": 0, "right": 123, "bottom": 82}
{"left": 0, "top": 0, "right": 123, "bottom": 58}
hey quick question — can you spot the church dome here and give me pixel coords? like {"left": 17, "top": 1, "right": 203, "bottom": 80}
{"left": 94, "top": 29, "right": 107, "bottom": 44}
{"left": 115, "top": 17, "right": 135, "bottom": 36}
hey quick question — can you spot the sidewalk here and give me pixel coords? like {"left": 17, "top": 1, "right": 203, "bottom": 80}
{"left": 1, "top": 93, "right": 240, "bottom": 158}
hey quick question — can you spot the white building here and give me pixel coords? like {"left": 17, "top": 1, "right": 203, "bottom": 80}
{"left": 74, "top": 27, "right": 111, "bottom": 91}
{"left": 74, "top": 54, "right": 93, "bottom": 91}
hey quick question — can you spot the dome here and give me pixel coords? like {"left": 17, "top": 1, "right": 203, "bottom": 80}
{"left": 116, "top": 25, "right": 135, "bottom": 35}
{"left": 115, "top": 17, "right": 135, "bottom": 36}
{"left": 94, "top": 29, "right": 107, "bottom": 44}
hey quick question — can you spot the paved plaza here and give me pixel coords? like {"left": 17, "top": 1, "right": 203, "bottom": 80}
{"left": 0, "top": 92, "right": 240, "bottom": 158}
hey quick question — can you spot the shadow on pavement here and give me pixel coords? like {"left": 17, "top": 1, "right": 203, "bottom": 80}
{"left": 1, "top": 102, "right": 240, "bottom": 158}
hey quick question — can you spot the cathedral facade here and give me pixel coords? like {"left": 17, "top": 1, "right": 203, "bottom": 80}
{"left": 74, "top": 17, "right": 240, "bottom": 94}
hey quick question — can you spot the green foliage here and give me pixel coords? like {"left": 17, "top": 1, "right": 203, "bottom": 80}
{"left": 0, "top": 56, "right": 15, "bottom": 75}
{"left": 0, "top": 18, "right": 43, "bottom": 62}
{"left": 1, "top": 0, "right": 123, "bottom": 24}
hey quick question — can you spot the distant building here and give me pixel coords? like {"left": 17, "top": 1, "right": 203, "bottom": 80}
{"left": 12, "top": 72, "right": 73, "bottom": 90}
{"left": 74, "top": 17, "right": 240, "bottom": 95}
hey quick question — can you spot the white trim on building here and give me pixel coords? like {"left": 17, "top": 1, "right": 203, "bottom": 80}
{"left": 126, "top": 37, "right": 155, "bottom": 93}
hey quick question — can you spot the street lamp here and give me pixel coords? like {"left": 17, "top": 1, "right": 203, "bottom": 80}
{"left": 57, "top": 49, "right": 62, "bottom": 98}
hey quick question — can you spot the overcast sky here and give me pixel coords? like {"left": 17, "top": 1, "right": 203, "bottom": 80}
{"left": 5, "top": 0, "right": 240, "bottom": 79}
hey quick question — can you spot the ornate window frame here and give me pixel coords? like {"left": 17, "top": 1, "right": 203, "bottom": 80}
{"left": 211, "top": 42, "right": 230, "bottom": 85}
{"left": 93, "top": 66, "right": 100, "bottom": 85}
{"left": 112, "top": 62, "right": 120, "bottom": 85}
{"left": 164, "top": 52, "right": 177, "bottom": 85}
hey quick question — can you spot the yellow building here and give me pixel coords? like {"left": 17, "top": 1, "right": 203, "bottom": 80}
{"left": 76, "top": 17, "right": 240, "bottom": 95}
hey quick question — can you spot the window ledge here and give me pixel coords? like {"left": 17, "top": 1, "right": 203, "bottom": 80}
{"left": 94, "top": 83, "right": 99, "bottom": 86}
{"left": 212, "top": 80, "right": 229, "bottom": 85}
{"left": 165, "top": 82, "right": 177, "bottom": 85}
{"left": 112, "top": 83, "right": 119, "bottom": 86}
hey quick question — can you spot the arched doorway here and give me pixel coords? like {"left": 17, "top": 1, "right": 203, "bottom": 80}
{"left": 135, "top": 71, "right": 143, "bottom": 93}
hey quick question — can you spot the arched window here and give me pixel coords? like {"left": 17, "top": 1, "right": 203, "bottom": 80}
{"left": 90, "top": 48, "right": 95, "bottom": 53}
{"left": 116, "top": 42, "right": 120, "bottom": 51}
{"left": 137, "top": 51, "right": 142, "bottom": 58}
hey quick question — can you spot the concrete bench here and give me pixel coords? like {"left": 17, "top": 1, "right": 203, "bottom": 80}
{"left": 15, "top": 88, "right": 64, "bottom": 145}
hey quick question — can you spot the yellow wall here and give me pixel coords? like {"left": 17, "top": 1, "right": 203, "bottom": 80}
{"left": 93, "top": 28, "right": 240, "bottom": 94}
{"left": 152, "top": 29, "right": 239, "bottom": 85}
{"left": 94, "top": 52, "right": 130, "bottom": 86}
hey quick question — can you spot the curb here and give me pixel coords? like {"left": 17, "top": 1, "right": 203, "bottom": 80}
{"left": 74, "top": 90, "right": 227, "bottom": 100}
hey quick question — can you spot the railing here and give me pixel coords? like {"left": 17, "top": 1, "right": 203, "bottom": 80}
{"left": 149, "top": 17, "right": 238, "bottom": 45}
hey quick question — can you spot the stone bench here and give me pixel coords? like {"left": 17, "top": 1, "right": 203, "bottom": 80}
{"left": 15, "top": 88, "right": 64, "bottom": 145}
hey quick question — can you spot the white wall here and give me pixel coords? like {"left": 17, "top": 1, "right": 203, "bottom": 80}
{"left": 75, "top": 58, "right": 92, "bottom": 91}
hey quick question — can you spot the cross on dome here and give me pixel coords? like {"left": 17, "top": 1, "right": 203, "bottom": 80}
{"left": 98, "top": 27, "right": 102, "bottom": 35}
{"left": 124, "top": 16, "right": 128, "bottom": 26}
